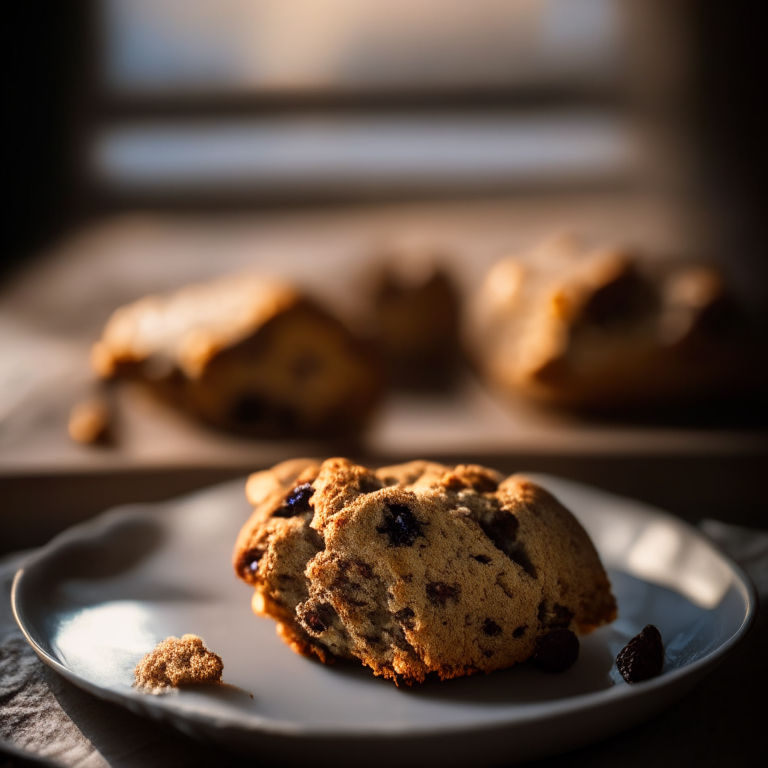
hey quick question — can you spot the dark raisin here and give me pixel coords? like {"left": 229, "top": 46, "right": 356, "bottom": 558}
{"left": 273, "top": 483, "right": 314, "bottom": 517}
{"left": 537, "top": 601, "right": 574, "bottom": 629}
{"left": 355, "top": 561, "right": 373, "bottom": 578}
{"left": 236, "top": 548, "right": 264, "bottom": 580}
{"left": 376, "top": 503, "right": 424, "bottom": 547}
{"left": 616, "top": 625, "right": 664, "bottom": 683}
{"left": 394, "top": 607, "right": 416, "bottom": 629}
{"left": 513, "top": 625, "right": 527, "bottom": 638}
{"left": 426, "top": 582, "right": 460, "bottom": 607}
{"left": 532, "top": 629, "right": 580, "bottom": 673}
{"left": 305, "top": 613, "right": 327, "bottom": 633}
{"left": 482, "top": 619, "right": 502, "bottom": 637}
{"left": 300, "top": 603, "right": 336, "bottom": 635}
{"left": 482, "top": 650, "right": 494, "bottom": 658}
{"left": 479, "top": 511, "right": 537, "bottom": 578}
{"left": 472, "top": 554, "right": 491, "bottom": 564}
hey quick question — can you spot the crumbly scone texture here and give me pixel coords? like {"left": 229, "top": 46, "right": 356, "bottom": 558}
{"left": 133, "top": 634, "right": 223, "bottom": 693}
{"left": 233, "top": 457, "right": 617, "bottom": 685}
{"left": 90, "top": 274, "right": 382, "bottom": 437}
{"left": 464, "top": 235, "right": 747, "bottom": 408}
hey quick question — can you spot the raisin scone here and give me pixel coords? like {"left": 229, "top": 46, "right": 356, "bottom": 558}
{"left": 90, "top": 274, "right": 382, "bottom": 437}
{"left": 465, "top": 235, "right": 748, "bottom": 410}
{"left": 233, "top": 457, "right": 616, "bottom": 685}
{"left": 367, "top": 249, "right": 462, "bottom": 391}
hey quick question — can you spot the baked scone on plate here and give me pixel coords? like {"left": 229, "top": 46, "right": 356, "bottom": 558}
{"left": 465, "top": 235, "right": 749, "bottom": 411}
{"left": 233, "top": 457, "right": 616, "bottom": 685}
{"left": 90, "top": 275, "right": 383, "bottom": 438}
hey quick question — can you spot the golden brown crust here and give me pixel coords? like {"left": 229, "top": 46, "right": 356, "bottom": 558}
{"left": 94, "top": 276, "right": 298, "bottom": 376}
{"left": 233, "top": 457, "right": 616, "bottom": 685}
{"left": 91, "top": 275, "right": 382, "bottom": 437}
{"left": 465, "top": 236, "right": 749, "bottom": 409}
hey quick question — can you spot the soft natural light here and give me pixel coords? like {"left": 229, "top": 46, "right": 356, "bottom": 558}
{"left": 55, "top": 601, "right": 158, "bottom": 687}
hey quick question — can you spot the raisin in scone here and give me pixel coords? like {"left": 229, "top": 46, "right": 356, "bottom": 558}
{"left": 465, "top": 235, "right": 748, "bottom": 410}
{"left": 90, "top": 274, "right": 382, "bottom": 437}
{"left": 233, "top": 457, "right": 616, "bottom": 685}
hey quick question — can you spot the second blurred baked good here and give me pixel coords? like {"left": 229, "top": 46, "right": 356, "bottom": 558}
{"left": 91, "top": 274, "right": 383, "bottom": 438}
{"left": 465, "top": 236, "right": 749, "bottom": 411}
{"left": 368, "top": 250, "right": 462, "bottom": 391}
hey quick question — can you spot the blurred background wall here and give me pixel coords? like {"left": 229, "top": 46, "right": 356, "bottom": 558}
{"left": 4, "top": 1, "right": 764, "bottom": 305}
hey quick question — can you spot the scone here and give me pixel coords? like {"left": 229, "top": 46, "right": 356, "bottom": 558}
{"left": 233, "top": 457, "right": 616, "bottom": 685}
{"left": 367, "top": 250, "right": 462, "bottom": 391}
{"left": 465, "top": 235, "right": 748, "bottom": 410}
{"left": 91, "top": 274, "right": 382, "bottom": 437}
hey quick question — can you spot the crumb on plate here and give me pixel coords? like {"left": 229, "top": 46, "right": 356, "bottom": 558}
{"left": 134, "top": 634, "right": 223, "bottom": 693}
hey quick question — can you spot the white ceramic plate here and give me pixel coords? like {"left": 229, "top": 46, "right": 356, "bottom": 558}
{"left": 12, "top": 474, "right": 756, "bottom": 766}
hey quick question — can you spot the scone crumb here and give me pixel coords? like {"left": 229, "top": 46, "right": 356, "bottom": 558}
{"left": 134, "top": 634, "right": 223, "bottom": 693}
{"left": 68, "top": 398, "right": 111, "bottom": 444}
